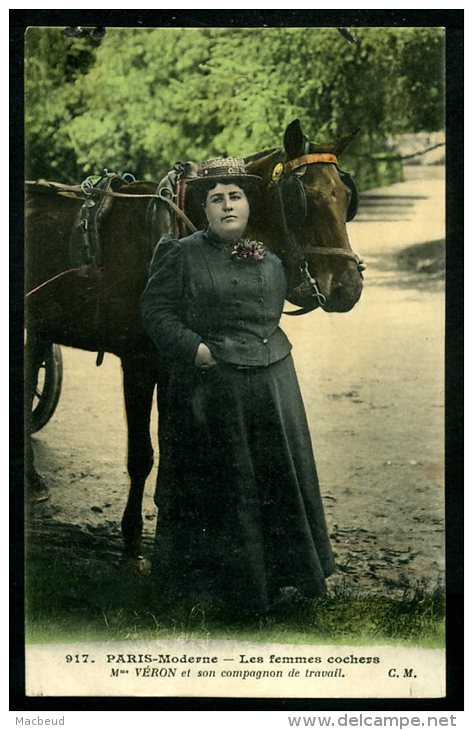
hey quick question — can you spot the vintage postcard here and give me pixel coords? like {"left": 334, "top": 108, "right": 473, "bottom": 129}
{"left": 13, "top": 11, "right": 462, "bottom": 707}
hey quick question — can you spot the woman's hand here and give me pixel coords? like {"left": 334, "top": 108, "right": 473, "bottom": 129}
{"left": 194, "top": 343, "right": 217, "bottom": 370}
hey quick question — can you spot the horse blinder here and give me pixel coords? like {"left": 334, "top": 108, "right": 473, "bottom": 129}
{"left": 281, "top": 174, "right": 307, "bottom": 228}
{"left": 338, "top": 169, "right": 358, "bottom": 222}
{"left": 281, "top": 164, "right": 358, "bottom": 226}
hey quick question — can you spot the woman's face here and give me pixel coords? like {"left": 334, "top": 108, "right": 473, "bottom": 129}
{"left": 204, "top": 183, "right": 250, "bottom": 242}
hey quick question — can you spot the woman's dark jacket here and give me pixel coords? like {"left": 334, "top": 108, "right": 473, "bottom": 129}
{"left": 141, "top": 228, "right": 292, "bottom": 367}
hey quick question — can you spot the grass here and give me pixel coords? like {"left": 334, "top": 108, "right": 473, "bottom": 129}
{"left": 25, "top": 551, "right": 445, "bottom": 648}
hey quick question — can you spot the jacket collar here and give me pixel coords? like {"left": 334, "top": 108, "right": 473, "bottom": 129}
{"left": 204, "top": 227, "right": 239, "bottom": 251}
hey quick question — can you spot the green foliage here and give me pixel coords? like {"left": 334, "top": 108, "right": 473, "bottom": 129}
{"left": 25, "top": 27, "right": 445, "bottom": 187}
{"left": 25, "top": 27, "right": 101, "bottom": 179}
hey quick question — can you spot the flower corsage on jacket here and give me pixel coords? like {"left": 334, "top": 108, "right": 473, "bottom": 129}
{"left": 231, "top": 239, "right": 265, "bottom": 261}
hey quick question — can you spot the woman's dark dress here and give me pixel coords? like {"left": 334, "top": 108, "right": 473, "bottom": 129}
{"left": 141, "top": 229, "right": 335, "bottom": 612}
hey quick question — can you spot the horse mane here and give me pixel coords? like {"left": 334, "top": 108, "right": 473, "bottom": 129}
{"left": 244, "top": 148, "right": 278, "bottom": 163}
{"left": 244, "top": 142, "right": 341, "bottom": 164}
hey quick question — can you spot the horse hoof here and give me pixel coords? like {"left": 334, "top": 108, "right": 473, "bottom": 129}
{"left": 121, "top": 555, "right": 151, "bottom": 576}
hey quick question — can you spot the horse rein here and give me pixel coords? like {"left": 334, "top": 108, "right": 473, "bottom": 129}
{"left": 25, "top": 179, "right": 198, "bottom": 235}
{"left": 272, "top": 152, "right": 365, "bottom": 314}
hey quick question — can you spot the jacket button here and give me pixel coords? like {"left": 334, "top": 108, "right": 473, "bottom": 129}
{"left": 262, "top": 338, "right": 269, "bottom": 344}
{"left": 232, "top": 278, "right": 239, "bottom": 285}
{"left": 237, "top": 320, "right": 244, "bottom": 328}
{"left": 258, "top": 297, "right": 264, "bottom": 303}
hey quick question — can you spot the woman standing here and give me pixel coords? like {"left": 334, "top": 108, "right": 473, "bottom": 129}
{"left": 141, "top": 158, "right": 335, "bottom": 613}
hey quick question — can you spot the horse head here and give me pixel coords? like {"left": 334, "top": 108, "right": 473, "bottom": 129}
{"left": 245, "top": 119, "right": 363, "bottom": 313}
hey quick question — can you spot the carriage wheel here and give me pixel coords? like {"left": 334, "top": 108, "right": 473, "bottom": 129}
{"left": 31, "top": 344, "right": 63, "bottom": 433}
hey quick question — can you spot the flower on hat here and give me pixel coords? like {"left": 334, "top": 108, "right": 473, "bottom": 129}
{"left": 231, "top": 239, "right": 265, "bottom": 261}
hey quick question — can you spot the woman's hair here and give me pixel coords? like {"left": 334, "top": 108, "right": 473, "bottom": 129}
{"left": 185, "top": 178, "right": 257, "bottom": 229}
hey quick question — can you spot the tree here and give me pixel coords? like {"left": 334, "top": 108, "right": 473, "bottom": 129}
{"left": 25, "top": 26, "right": 445, "bottom": 188}
{"left": 25, "top": 27, "right": 102, "bottom": 180}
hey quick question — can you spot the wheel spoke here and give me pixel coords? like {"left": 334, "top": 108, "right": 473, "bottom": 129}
{"left": 27, "top": 342, "right": 63, "bottom": 432}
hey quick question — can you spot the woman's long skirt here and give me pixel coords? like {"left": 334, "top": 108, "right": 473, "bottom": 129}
{"left": 153, "top": 354, "right": 335, "bottom": 612}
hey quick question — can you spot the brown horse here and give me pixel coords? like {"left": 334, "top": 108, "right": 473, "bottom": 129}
{"left": 25, "top": 119, "right": 363, "bottom": 559}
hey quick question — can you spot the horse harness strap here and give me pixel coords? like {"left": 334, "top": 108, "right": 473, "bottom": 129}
{"left": 309, "top": 247, "right": 364, "bottom": 264}
{"left": 25, "top": 179, "right": 198, "bottom": 235}
{"left": 269, "top": 180, "right": 324, "bottom": 313}
{"left": 69, "top": 172, "right": 124, "bottom": 269}
{"left": 284, "top": 152, "right": 338, "bottom": 173}
{"left": 70, "top": 172, "right": 130, "bottom": 366}
{"left": 154, "top": 181, "right": 198, "bottom": 236}
{"left": 112, "top": 188, "right": 197, "bottom": 234}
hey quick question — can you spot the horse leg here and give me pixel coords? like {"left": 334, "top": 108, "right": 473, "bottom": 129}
{"left": 120, "top": 353, "right": 156, "bottom": 559}
{"left": 24, "top": 335, "right": 50, "bottom": 501}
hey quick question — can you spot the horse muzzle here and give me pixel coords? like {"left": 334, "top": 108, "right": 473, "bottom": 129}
{"left": 287, "top": 254, "right": 364, "bottom": 314}
{"left": 314, "top": 258, "right": 364, "bottom": 313}
{"left": 323, "top": 277, "right": 363, "bottom": 312}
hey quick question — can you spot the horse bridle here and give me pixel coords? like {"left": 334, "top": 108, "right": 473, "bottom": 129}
{"left": 274, "top": 152, "right": 365, "bottom": 315}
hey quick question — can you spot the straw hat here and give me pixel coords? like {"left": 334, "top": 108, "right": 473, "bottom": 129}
{"left": 186, "top": 157, "right": 263, "bottom": 189}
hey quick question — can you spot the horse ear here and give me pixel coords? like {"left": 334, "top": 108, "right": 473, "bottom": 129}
{"left": 332, "top": 129, "right": 360, "bottom": 156}
{"left": 283, "top": 119, "right": 308, "bottom": 159}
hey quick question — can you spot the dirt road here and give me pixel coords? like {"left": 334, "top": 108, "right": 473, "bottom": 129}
{"left": 29, "top": 165, "right": 446, "bottom": 597}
